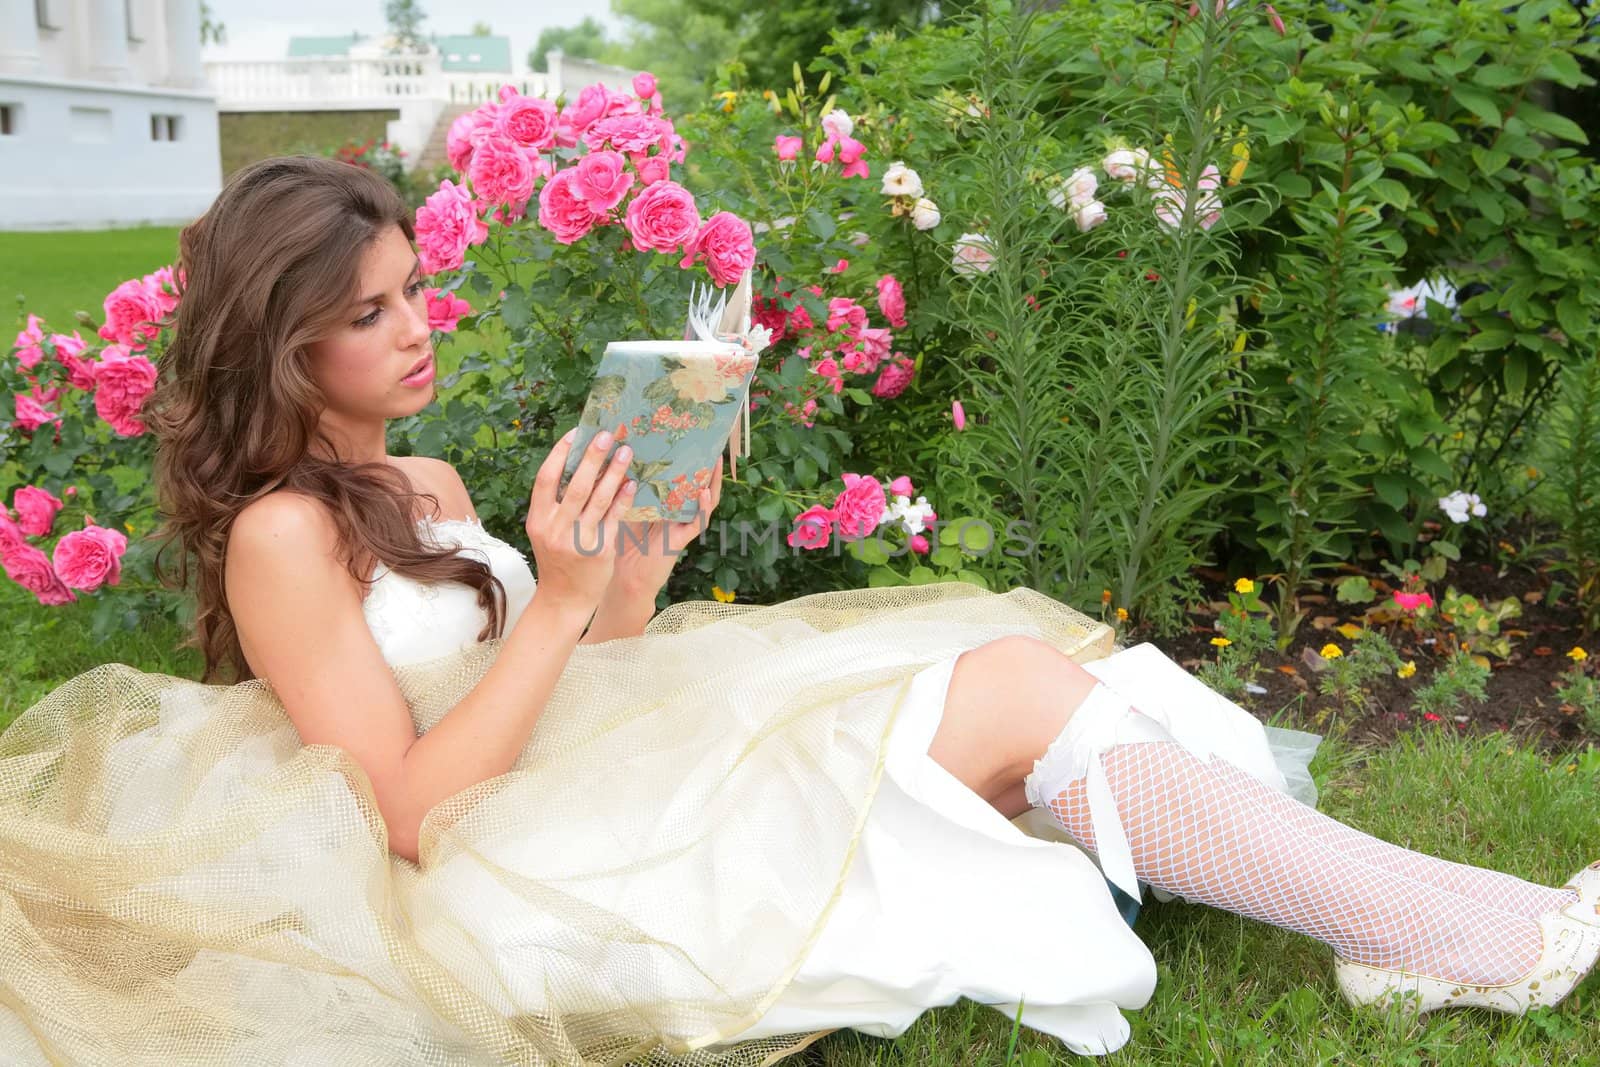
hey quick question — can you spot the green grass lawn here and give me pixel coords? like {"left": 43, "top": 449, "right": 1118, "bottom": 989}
{"left": 0, "top": 226, "right": 183, "bottom": 334}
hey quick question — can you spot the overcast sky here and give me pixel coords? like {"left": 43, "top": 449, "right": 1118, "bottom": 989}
{"left": 202, "top": 0, "right": 623, "bottom": 70}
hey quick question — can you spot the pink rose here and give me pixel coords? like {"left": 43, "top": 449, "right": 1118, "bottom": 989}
{"left": 447, "top": 107, "right": 496, "bottom": 172}
{"left": 99, "top": 277, "right": 165, "bottom": 349}
{"left": 93, "top": 345, "right": 159, "bottom": 436}
{"left": 12, "top": 392, "right": 61, "bottom": 433}
{"left": 831, "top": 473, "right": 885, "bottom": 539}
{"left": 571, "top": 150, "right": 636, "bottom": 215}
{"left": 633, "top": 72, "right": 657, "bottom": 98}
{"left": 871, "top": 354, "right": 915, "bottom": 399}
{"left": 837, "top": 136, "right": 870, "bottom": 180}
{"left": 826, "top": 297, "right": 867, "bottom": 339}
{"left": 787, "top": 505, "right": 835, "bottom": 550}
{"left": 625, "top": 180, "right": 701, "bottom": 254}
{"left": 13, "top": 313, "right": 45, "bottom": 370}
{"left": 680, "top": 212, "right": 756, "bottom": 286}
{"left": 467, "top": 133, "right": 537, "bottom": 208}
{"left": 495, "top": 94, "right": 558, "bottom": 150}
{"left": 635, "top": 155, "right": 670, "bottom": 185}
{"left": 415, "top": 180, "right": 488, "bottom": 275}
{"left": 889, "top": 475, "right": 915, "bottom": 497}
{"left": 537, "top": 168, "right": 600, "bottom": 245}
{"left": 0, "top": 512, "right": 25, "bottom": 554}
{"left": 582, "top": 114, "right": 666, "bottom": 154}
{"left": 909, "top": 534, "right": 930, "bottom": 554}
{"left": 876, "top": 275, "right": 907, "bottom": 328}
{"left": 858, "top": 326, "right": 892, "bottom": 373}
{"left": 424, "top": 288, "right": 472, "bottom": 332}
{"left": 1, "top": 541, "right": 75, "bottom": 605}
{"left": 815, "top": 137, "right": 837, "bottom": 164}
{"left": 774, "top": 135, "right": 802, "bottom": 162}
{"left": 145, "top": 265, "right": 181, "bottom": 316}
{"left": 13, "top": 486, "right": 64, "bottom": 537}
{"left": 566, "top": 83, "right": 612, "bottom": 133}
{"left": 829, "top": 258, "right": 849, "bottom": 274}
{"left": 50, "top": 331, "right": 96, "bottom": 390}
{"left": 52, "top": 522, "right": 128, "bottom": 592}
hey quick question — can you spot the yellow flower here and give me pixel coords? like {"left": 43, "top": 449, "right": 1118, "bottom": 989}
{"left": 712, "top": 584, "right": 736, "bottom": 603}
{"left": 1336, "top": 623, "right": 1362, "bottom": 640}
{"left": 511, "top": 418, "right": 522, "bottom": 429}
{"left": 1319, "top": 643, "right": 1343, "bottom": 659}
{"left": 762, "top": 90, "right": 775, "bottom": 100}
{"left": 1234, "top": 577, "right": 1255, "bottom": 595}
{"left": 1569, "top": 647, "right": 1589, "bottom": 662}
{"left": 1398, "top": 661, "right": 1417, "bottom": 679}
{"left": 1526, "top": 466, "right": 1540, "bottom": 480}
{"left": 1210, "top": 637, "right": 1232, "bottom": 648}
{"left": 713, "top": 90, "right": 738, "bottom": 113}
{"left": 125, "top": 521, "right": 135, "bottom": 535}
{"left": 1115, "top": 607, "right": 1129, "bottom": 622}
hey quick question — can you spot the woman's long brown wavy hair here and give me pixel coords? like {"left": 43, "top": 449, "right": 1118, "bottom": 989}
{"left": 147, "top": 155, "right": 505, "bottom": 683}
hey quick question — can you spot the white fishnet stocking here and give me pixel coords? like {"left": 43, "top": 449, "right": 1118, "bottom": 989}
{"left": 1038, "top": 723, "right": 1544, "bottom": 987}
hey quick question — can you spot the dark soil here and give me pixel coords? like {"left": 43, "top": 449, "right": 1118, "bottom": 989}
{"left": 1134, "top": 522, "right": 1597, "bottom": 752}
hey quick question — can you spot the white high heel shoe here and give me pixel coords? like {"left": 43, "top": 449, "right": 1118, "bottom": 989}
{"left": 1334, "top": 893, "right": 1600, "bottom": 1015}
{"left": 1563, "top": 860, "right": 1600, "bottom": 923}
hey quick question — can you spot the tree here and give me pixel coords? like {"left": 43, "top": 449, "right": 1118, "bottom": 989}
{"left": 383, "top": 0, "right": 428, "bottom": 54}
{"left": 527, "top": 17, "right": 620, "bottom": 72}
{"left": 200, "top": 1, "right": 226, "bottom": 46}
{"left": 470, "top": 21, "right": 492, "bottom": 36}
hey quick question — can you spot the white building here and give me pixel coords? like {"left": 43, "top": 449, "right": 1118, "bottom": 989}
{"left": 0, "top": 0, "right": 221, "bottom": 230}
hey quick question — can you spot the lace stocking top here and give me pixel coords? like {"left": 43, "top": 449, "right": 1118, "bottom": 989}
{"left": 361, "top": 516, "right": 538, "bottom": 668}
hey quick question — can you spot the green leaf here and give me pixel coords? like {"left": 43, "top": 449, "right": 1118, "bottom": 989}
{"left": 1470, "top": 146, "right": 1510, "bottom": 176}
{"left": 1275, "top": 173, "right": 1312, "bottom": 200}
{"left": 1387, "top": 152, "right": 1436, "bottom": 178}
{"left": 1556, "top": 293, "right": 1588, "bottom": 341}
{"left": 850, "top": 537, "right": 891, "bottom": 565}
{"left": 1373, "top": 472, "right": 1410, "bottom": 511}
{"left": 1451, "top": 85, "right": 1502, "bottom": 128}
{"left": 1335, "top": 576, "right": 1376, "bottom": 604}
{"left": 1474, "top": 63, "right": 1525, "bottom": 89}
{"left": 755, "top": 496, "right": 783, "bottom": 522}
{"left": 500, "top": 285, "right": 533, "bottom": 334}
{"left": 954, "top": 570, "right": 990, "bottom": 590}
{"left": 929, "top": 546, "right": 962, "bottom": 569}
{"left": 908, "top": 566, "right": 938, "bottom": 586}
{"left": 805, "top": 209, "right": 836, "bottom": 240}
{"left": 1517, "top": 103, "right": 1589, "bottom": 145}
{"left": 793, "top": 454, "right": 818, "bottom": 487}
{"left": 844, "top": 388, "right": 874, "bottom": 406}
{"left": 1503, "top": 349, "right": 1529, "bottom": 397}
{"left": 867, "top": 567, "right": 907, "bottom": 588}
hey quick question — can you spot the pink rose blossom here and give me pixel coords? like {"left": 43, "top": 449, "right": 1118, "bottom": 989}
{"left": 787, "top": 505, "right": 835, "bottom": 550}
{"left": 495, "top": 94, "right": 558, "bottom": 150}
{"left": 537, "top": 168, "right": 601, "bottom": 245}
{"left": 837, "top": 136, "right": 870, "bottom": 179}
{"left": 14, "top": 314, "right": 45, "bottom": 370}
{"left": 566, "top": 83, "right": 612, "bottom": 133}
{"left": 93, "top": 344, "right": 159, "bottom": 436}
{"left": 875, "top": 275, "right": 907, "bottom": 328}
{"left": 12, "top": 392, "right": 61, "bottom": 433}
{"left": 2, "top": 540, "right": 76, "bottom": 605}
{"left": 633, "top": 72, "right": 657, "bottom": 98}
{"left": 0, "top": 512, "right": 25, "bottom": 553}
{"left": 144, "top": 265, "right": 181, "bottom": 316}
{"left": 52, "top": 522, "right": 128, "bottom": 592}
{"left": 831, "top": 473, "right": 886, "bottom": 539}
{"left": 424, "top": 288, "right": 472, "bottom": 332}
{"left": 858, "top": 326, "right": 892, "bottom": 372}
{"left": 826, "top": 297, "right": 867, "bottom": 338}
{"left": 582, "top": 114, "right": 665, "bottom": 154}
{"left": 13, "top": 486, "right": 64, "bottom": 537}
{"left": 99, "top": 277, "right": 165, "bottom": 349}
{"left": 635, "top": 155, "right": 670, "bottom": 185}
{"left": 467, "top": 134, "right": 537, "bottom": 208}
{"left": 415, "top": 180, "right": 488, "bottom": 275}
{"left": 830, "top": 258, "right": 849, "bottom": 274}
{"left": 774, "top": 135, "right": 802, "bottom": 162}
{"left": 50, "top": 331, "right": 96, "bottom": 390}
{"left": 447, "top": 107, "right": 496, "bottom": 172}
{"left": 952, "top": 399, "right": 967, "bottom": 430}
{"left": 623, "top": 180, "right": 701, "bottom": 253}
{"left": 909, "top": 534, "right": 930, "bottom": 554}
{"left": 815, "top": 138, "right": 837, "bottom": 164}
{"left": 571, "top": 150, "right": 636, "bottom": 215}
{"left": 871, "top": 355, "right": 916, "bottom": 400}
{"left": 889, "top": 475, "right": 915, "bottom": 497}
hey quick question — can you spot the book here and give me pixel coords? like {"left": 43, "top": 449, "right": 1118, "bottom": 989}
{"left": 556, "top": 269, "right": 770, "bottom": 523}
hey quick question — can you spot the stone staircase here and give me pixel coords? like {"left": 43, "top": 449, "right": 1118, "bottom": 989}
{"left": 413, "top": 103, "right": 476, "bottom": 174}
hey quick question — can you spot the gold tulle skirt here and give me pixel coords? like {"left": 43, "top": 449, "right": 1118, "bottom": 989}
{"left": 0, "top": 583, "right": 1114, "bottom": 1065}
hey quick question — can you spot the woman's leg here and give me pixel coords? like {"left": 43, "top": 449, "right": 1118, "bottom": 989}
{"left": 1028, "top": 691, "right": 1554, "bottom": 987}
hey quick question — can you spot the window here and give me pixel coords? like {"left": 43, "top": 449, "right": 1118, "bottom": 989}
{"left": 0, "top": 105, "right": 16, "bottom": 137}
{"left": 150, "top": 113, "right": 181, "bottom": 141}
{"left": 35, "top": 0, "right": 59, "bottom": 30}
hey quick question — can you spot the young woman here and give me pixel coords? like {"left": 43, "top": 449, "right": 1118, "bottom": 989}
{"left": 0, "top": 156, "right": 1593, "bottom": 1065}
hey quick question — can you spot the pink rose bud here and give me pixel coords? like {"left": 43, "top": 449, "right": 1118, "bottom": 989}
{"left": 1264, "top": 4, "right": 1285, "bottom": 35}
{"left": 65, "top": 486, "right": 78, "bottom": 497}
{"left": 952, "top": 400, "right": 966, "bottom": 431}
{"left": 889, "top": 475, "right": 914, "bottom": 497}
{"left": 633, "top": 72, "right": 657, "bottom": 99}
{"left": 909, "top": 534, "right": 930, "bottom": 555}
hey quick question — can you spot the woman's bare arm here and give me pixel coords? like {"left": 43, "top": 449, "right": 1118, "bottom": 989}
{"left": 227, "top": 492, "right": 593, "bottom": 863}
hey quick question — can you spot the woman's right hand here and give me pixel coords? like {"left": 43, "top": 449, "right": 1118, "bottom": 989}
{"left": 526, "top": 428, "right": 636, "bottom": 612}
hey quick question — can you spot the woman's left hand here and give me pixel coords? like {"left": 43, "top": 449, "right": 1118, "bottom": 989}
{"left": 608, "top": 456, "right": 724, "bottom": 598}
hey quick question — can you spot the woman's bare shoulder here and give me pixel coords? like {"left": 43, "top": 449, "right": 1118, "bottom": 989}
{"left": 391, "top": 455, "right": 478, "bottom": 522}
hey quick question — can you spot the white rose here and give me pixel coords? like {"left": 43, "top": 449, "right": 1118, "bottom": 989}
{"left": 910, "top": 197, "right": 941, "bottom": 230}
{"left": 1104, "top": 147, "right": 1151, "bottom": 183}
{"left": 881, "top": 160, "right": 924, "bottom": 198}
{"left": 821, "top": 108, "right": 853, "bottom": 140}
{"left": 1073, "top": 200, "right": 1108, "bottom": 232}
{"left": 1064, "top": 166, "right": 1098, "bottom": 206}
{"left": 951, "top": 232, "right": 996, "bottom": 276}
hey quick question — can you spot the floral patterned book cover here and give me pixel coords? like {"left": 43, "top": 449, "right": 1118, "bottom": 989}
{"left": 557, "top": 271, "right": 771, "bottom": 522}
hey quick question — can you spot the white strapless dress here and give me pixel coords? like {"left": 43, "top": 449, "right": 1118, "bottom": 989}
{"left": 348, "top": 517, "right": 1321, "bottom": 1057}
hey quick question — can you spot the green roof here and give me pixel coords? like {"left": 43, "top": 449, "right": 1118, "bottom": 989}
{"left": 432, "top": 35, "right": 512, "bottom": 73}
{"left": 287, "top": 35, "right": 365, "bottom": 58}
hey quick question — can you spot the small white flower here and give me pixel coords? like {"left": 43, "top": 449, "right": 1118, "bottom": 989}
{"left": 1073, "top": 200, "right": 1108, "bottom": 232}
{"left": 951, "top": 232, "right": 996, "bottom": 276}
{"left": 881, "top": 161, "right": 924, "bottom": 199}
{"left": 910, "top": 197, "right": 941, "bottom": 230}
{"left": 1438, "top": 490, "right": 1487, "bottom": 524}
{"left": 821, "top": 108, "right": 853, "bottom": 141}
{"left": 1104, "top": 147, "right": 1152, "bottom": 183}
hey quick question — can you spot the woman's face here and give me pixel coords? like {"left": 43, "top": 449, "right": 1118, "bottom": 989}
{"left": 306, "top": 224, "right": 436, "bottom": 428}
